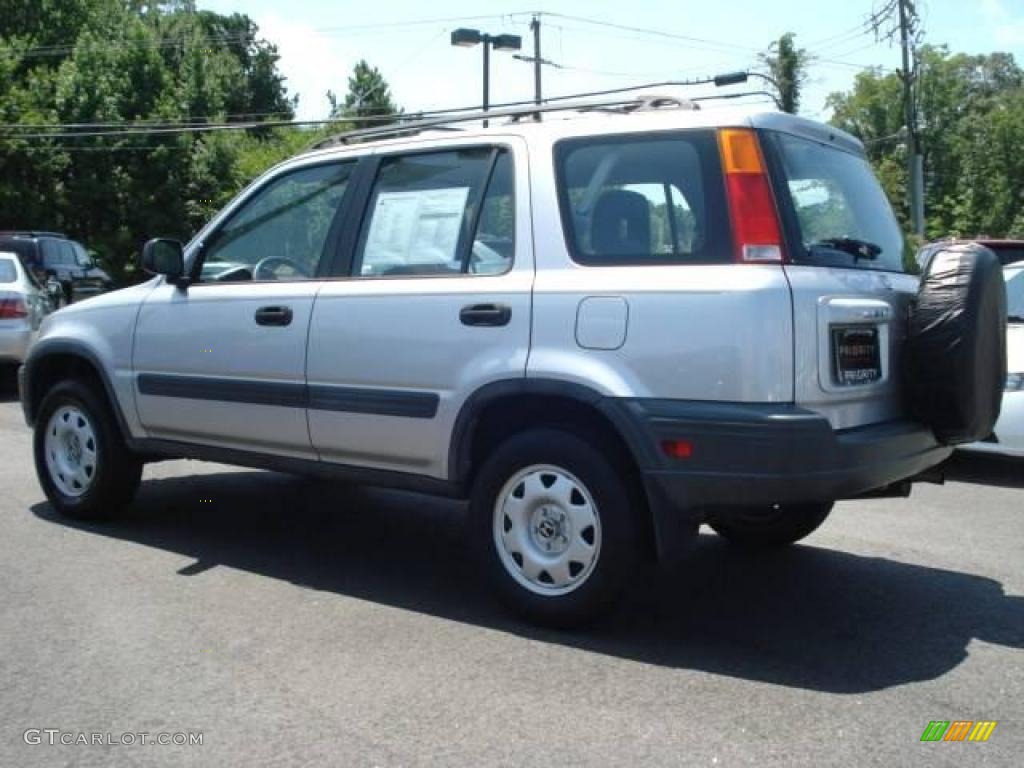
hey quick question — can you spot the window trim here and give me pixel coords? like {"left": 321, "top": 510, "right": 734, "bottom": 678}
{"left": 187, "top": 157, "right": 362, "bottom": 286}
{"left": 553, "top": 128, "right": 731, "bottom": 267}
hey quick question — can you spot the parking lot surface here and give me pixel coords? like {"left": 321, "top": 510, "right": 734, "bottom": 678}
{"left": 0, "top": 384, "right": 1021, "bottom": 767}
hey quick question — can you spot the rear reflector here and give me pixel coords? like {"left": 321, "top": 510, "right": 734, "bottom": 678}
{"left": 0, "top": 296, "right": 28, "bottom": 319}
{"left": 660, "top": 439, "right": 694, "bottom": 460}
{"left": 718, "top": 128, "right": 784, "bottom": 263}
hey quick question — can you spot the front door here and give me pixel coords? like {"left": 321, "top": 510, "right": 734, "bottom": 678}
{"left": 134, "top": 158, "right": 357, "bottom": 457}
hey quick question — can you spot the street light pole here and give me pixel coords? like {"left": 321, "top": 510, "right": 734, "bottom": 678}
{"left": 451, "top": 28, "right": 522, "bottom": 128}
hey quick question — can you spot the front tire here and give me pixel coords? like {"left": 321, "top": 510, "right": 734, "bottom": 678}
{"left": 33, "top": 380, "right": 142, "bottom": 520}
{"left": 470, "top": 429, "right": 639, "bottom": 627}
{"left": 708, "top": 502, "right": 833, "bottom": 547}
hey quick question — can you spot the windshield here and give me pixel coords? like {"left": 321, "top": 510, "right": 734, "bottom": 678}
{"left": 772, "top": 132, "right": 904, "bottom": 272}
{"left": 1006, "top": 265, "right": 1024, "bottom": 321}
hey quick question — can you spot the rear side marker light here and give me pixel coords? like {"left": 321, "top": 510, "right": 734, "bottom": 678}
{"left": 718, "top": 128, "right": 785, "bottom": 264}
{"left": 661, "top": 439, "right": 694, "bottom": 460}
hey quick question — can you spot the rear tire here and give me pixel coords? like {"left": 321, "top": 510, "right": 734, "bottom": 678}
{"left": 470, "top": 429, "right": 639, "bottom": 628}
{"left": 33, "top": 380, "right": 142, "bottom": 520}
{"left": 708, "top": 502, "right": 833, "bottom": 547}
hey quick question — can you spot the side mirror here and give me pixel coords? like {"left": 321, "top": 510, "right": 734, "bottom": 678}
{"left": 141, "top": 238, "right": 185, "bottom": 282}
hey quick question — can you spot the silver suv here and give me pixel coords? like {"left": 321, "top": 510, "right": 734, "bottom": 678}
{"left": 19, "top": 98, "right": 1001, "bottom": 626}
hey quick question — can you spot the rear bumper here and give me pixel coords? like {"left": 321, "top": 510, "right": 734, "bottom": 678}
{"left": 601, "top": 399, "right": 951, "bottom": 552}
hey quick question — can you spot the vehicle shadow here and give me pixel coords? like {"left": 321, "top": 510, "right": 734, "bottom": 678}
{"left": 0, "top": 365, "right": 19, "bottom": 402}
{"left": 31, "top": 469, "right": 1024, "bottom": 695}
{"left": 943, "top": 450, "right": 1024, "bottom": 490}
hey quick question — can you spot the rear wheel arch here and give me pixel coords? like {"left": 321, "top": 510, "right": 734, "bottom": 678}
{"left": 450, "top": 380, "right": 637, "bottom": 482}
{"left": 449, "top": 379, "right": 655, "bottom": 552}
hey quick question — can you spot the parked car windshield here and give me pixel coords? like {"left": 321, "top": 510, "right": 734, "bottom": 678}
{"left": 1006, "top": 263, "right": 1024, "bottom": 321}
{"left": 772, "top": 132, "right": 905, "bottom": 273}
{"left": 0, "top": 257, "right": 16, "bottom": 283}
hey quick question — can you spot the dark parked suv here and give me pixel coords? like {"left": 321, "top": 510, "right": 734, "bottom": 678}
{"left": 0, "top": 231, "right": 112, "bottom": 304}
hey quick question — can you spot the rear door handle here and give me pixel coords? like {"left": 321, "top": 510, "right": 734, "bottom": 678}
{"left": 460, "top": 303, "right": 511, "bottom": 327}
{"left": 254, "top": 306, "right": 293, "bottom": 326}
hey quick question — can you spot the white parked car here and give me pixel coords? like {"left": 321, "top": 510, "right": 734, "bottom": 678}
{"left": 963, "top": 260, "right": 1024, "bottom": 457}
{"left": 0, "top": 251, "right": 55, "bottom": 367}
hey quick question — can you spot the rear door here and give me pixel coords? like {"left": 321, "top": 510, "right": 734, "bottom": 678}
{"left": 305, "top": 139, "right": 532, "bottom": 479}
{"left": 764, "top": 128, "right": 918, "bottom": 429}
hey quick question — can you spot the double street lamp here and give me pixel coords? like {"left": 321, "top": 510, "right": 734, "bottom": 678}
{"left": 451, "top": 28, "right": 522, "bottom": 126}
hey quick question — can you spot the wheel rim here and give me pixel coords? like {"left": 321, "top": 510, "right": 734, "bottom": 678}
{"left": 492, "top": 464, "right": 602, "bottom": 597}
{"left": 44, "top": 404, "right": 99, "bottom": 498}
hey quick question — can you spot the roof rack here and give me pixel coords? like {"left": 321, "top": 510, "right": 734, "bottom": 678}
{"left": 308, "top": 93, "right": 697, "bottom": 151}
{"left": 0, "top": 230, "right": 66, "bottom": 239}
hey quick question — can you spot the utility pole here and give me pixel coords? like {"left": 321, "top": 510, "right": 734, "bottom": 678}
{"left": 482, "top": 39, "right": 490, "bottom": 127}
{"left": 531, "top": 15, "right": 542, "bottom": 112}
{"left": 898, "top": 0, "right": 924, "bottom": 236}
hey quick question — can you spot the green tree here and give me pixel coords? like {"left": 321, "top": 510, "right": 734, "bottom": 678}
{"left": 0, "top": 0, "right": 301, "bottom": 283}
{"left": 827, "top": 45, "right": 1024, "bottom": 240}
{"left": 759, "top": 32, "right": 808, "bottom": 114}
{"left": 332, "top": 59, "right": 399, "bottom": 126}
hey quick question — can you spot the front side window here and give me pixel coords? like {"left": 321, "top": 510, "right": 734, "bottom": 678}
{"left": 772, "top": 132, "right": 904, "bottom": 272}
{"left": 354, "top": 148, "right": 513, "bottom": 277}
{"left": 199, "top": 161, "right": 354, "bottom": 283}
{"left": 71, "top": 242, "right": 92, "bottom": 267}
{"left": 556, "top": 131, "right": 731, "bottom": 265}
{"left": 41, "top": 239, "right": 65, "bottom": 266}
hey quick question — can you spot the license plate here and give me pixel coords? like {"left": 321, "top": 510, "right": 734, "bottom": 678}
{"left": 832, "top": 326, "right": 881, "bottom": 386}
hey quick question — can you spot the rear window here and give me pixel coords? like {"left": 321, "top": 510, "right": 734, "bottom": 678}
{"left": 0, "top": 258, "right": 17, "bottom": 283}
{"left": 770, "top": 132, "right": 904, "bottom": 272}
{"left": 555, "top": 131, "right": 732, "bottom": 265}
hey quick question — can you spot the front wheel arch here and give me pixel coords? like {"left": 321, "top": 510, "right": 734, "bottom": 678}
{"left": 22, "top": 344, "right": 128, "bottom": 440}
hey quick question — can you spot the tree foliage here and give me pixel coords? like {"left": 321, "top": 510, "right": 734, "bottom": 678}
{"left": 328, "top": 59, "right": 399, "bottom": 126}
{"left": 828, "top": 45, "right": 1024, "bottom": 240}
{"left": 759, "top": 32, "right": 808, "bottom": 114}
{"left": 0, "top": 0, "right": 311, "bottom": 282}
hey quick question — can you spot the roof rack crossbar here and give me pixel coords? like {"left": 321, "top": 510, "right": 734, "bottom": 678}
{"left": 308, "top": 94, "right": 696, "bottom": 151}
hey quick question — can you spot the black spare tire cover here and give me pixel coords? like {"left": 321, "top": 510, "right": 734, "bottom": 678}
{"left": 904, "top": 243, "right": 1007, "bottom": 445}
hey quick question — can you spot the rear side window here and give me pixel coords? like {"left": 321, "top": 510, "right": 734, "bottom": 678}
{"left": 0, "top": 258, "right": 16, "bottom": 283}
{"left": 0, "top": 239, "right": 35, "bottom": 265}
{"left": 354, "top": 147, "right": 513, "bottom": 277}
{"left": 555, "top": 131, "right": 731, "bottom": 265}
{"left": 41, "top": 239, "right": 67, "bottom": 265}
{"left": 770, "top": 132, "right": 904, "bottom": 272}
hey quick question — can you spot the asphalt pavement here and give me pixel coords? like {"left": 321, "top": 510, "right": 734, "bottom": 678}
{"left": 0, "top": 377, "right": 1021, "bottom": 767}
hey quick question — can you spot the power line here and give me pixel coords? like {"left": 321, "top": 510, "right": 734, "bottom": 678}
{"left": 1, "top": 13, "right": 530, "bottom": 59}
{"left": 538, "top": 12, "right": 759, "bottom": 54}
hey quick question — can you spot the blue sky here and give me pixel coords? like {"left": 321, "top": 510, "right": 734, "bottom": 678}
{"left": 199, "top": 0, "right": 1024, "bottom": 121}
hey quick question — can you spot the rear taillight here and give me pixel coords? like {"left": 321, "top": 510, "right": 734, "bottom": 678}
{"left": 0, "top": 296, "right": 28, "bottom": 319}
{"left": 718, "top": 128, "right": 785, "bottom": 264}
